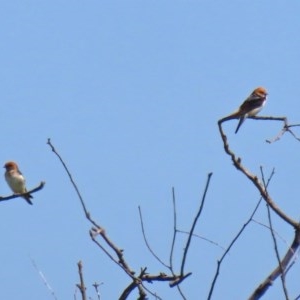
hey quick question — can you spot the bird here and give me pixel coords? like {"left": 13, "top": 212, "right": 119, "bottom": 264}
{"left": 4, "top": 161, "right": 33, "bottom": 205}
{"left": 222, "top": 87, "right": 268, "bottom": 133}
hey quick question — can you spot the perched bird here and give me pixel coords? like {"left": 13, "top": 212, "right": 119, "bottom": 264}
{"left": 4, "top": 161, "right": 33, "bottom": 205}
{"left": 222, "top": 87, "right": 268, "bottom": 133}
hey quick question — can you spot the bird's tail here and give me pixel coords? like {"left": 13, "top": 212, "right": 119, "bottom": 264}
{"left": 235, "top": 116, "right": 246, "bottom": 134}
{"left": 219, "top": 110, "right": 241, "bottom": 123}
{"left": 23, "top": 193, "right": 33, "bottom": 205}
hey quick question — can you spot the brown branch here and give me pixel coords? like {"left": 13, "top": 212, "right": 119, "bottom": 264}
{"left": 76, "top": 261, "right": 87, "bottom": 300}
{"left": 47, "top": 138, "right": 89, "bottom": 217}
{"left": 119, "top": 268, "right": 154, "bottom": 300}
{"left": 218, "top": 115, "right": 300, "bottom": 143}
{"left": 217, "top": 120, "right": 298, "bottom": 228}
{"left": 48, "top": 138, "right": 135, "bottom": 276}
{"left": 266, "top": 204, "right": 289, "bottom": 299}
{"left": 89, "top": 228, "right": 136, "bottom": 279}
{"left": 218, "top": 118, "right": 300, "bottom": 299}
{"left": 48, "top": 139, "right": 194, "bottom": 300}
{"left": 249, "top": 229, "right": 300, "bottom": 299}
{"left": 180, "top": 172, "right": 213, "bottom": 275}
{"left": 261, "top": 167, "right": 289, "bottom": 299}
{"left": 0, "top": 181, "right": 45, "bottom": 202}
{"left": 119, "top": 270, "right": 192, "bottom": 300}
{"left": 207, "top": 169, "right": 275, "bottom": 300}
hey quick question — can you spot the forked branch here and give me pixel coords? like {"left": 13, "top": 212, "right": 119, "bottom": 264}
{"left": 47, "top": 138, "right": 198, "bottom": 299}
{"left": 218, "top": 116, "right": 300, "bottom": 299}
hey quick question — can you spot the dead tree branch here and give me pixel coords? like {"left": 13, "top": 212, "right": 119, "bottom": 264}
{"left": 248, "top": 230, "right": 300, "bottom": 300}
{"left": 92, "top": 282, "right": 102, "bottom": 300}
{"left": 180, "top": 173, "right": 213, "bottom": 276}
{"left": 218, "top": 115, "right": 300, "bottom": 143}
{"left": 217, "top": 119, "right": 298, "bottom": 227}
{"left": 218, "top": 118, "right": 300, "bottom": 299}
{"left": 76, "top": 261, "right": 87, "bottom": 300}
{"left": 261, "top": 167, "right": 289, "bottom": 299}
{"left": 30, "top": 256, "right": 58, "bottom": 300}
{"left": 47, "top": 138, "right": 195, "bottom": 299}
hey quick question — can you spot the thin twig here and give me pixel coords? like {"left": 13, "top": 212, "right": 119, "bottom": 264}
{"left": 295, "top": 293, "right": 300, "bottom": 300}
{"left": 89, "top": 228, "right": 135, "bottom": 279}
{"left": 207, "top": 199, "right": 261, "bottom": 300}
{"left": 30, "top": 256, "right": 58, "bottom": 300}
{"left": 47, "top": 138, "right": 89, "bottom": 217}
{"left": 177, "top": 230, "right": 225, "bottom": 250}
{"left": 48, "top": 139, "right": 136, "bottom": 278}
{"left": 138, "top": 206, "right": 169, "bottom": 268}
{"left": 170, "top": 188, "right": 188, "bottom": 300}
{"left": 92, "top": 282, "right": 102, "bottom": 300}
{"left": 169, "top": 187, "right": 177, "bottom": 273}
{"left": 261, "top": 167, "right": 289, "bottom": 299}
{"left": 266, "top": 204, "right": 289, "bottom": 299}
{"left": 207, "top": 169, "right": 275, "bottom": 300}
{"left": 180, "top": 172, "right": 213, "bottom": 275}
{"left": 252, "top": 220, "right": 287, "bottom": 245}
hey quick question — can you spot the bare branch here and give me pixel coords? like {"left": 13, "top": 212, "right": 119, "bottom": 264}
{"left": 169, "top": 187, "right": 177, "bottom": 273}
{"left": 92, "top": 282, "right": 102, "bottom": 300}
{"left": 207, "top": 199, "right": 262, "bottom": 300}
{"left": 180, "top": 173, "right": 213, "bottom": 275}
{"left": 252, "top": 220, "right": 288, "bottom": 245}
{"left": 170, "top": 188, "right": 188, "bottom": 299}
{"left": 218, "top": 115, "right": 300, "bottom": 143}
{"left": 207, "top": 169, "right": 275, "bottom": 300}
{"left": 218, "top": 119, "right": 300, "bottom": 298}
{"left": 249, "top": 229, "right": 300, "bottom": 299}
{"left": 30, "top": 256, "right": 58, "bottom": 300}
{"left": 295, "top": 293, "right": 300, "bottom": 300}
{"left": 177, "top": 230, "right": 225, "bottom": 250}
{"left": 217, "top": 120, "right": 298, "bottom": 228}
{"left": 261, "top": 167, "right": 289, "bottom": 299}
{"left": 119, "top": 268, "right": 154, "bottom": 300}
{"left": 266, "top": 204, "right": 289, "bottom": 299}
{"left": 0, "top": 181, "right": 45, "bottom": 202}
{"left": 48, "top": 138, "right": 136, "bottom": 278}
{"left": 48, "top": 138, "right": 193, "bottom": 299}
{"left": 89, "top": 228, "right": 136, "bottom": 279}
{"left": 47, "top": 138, "right": 89, "bottom": 217}
{"left": 138, "top": 206, "right": 169, "bottom": 268}
{"left": 77, "top": 261, "right": 87, "bottom": 300}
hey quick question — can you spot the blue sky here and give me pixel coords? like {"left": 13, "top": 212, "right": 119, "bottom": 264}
{"left": 1, "top": 1, "right": 300, "bottom": 299}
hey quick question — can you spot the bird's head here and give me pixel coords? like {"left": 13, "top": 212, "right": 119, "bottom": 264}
{"left": 4, "top": 161, "right": 18, "bottom": 171}
{"left": 254, "top": 87, "right": 268, "bottom": 98}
